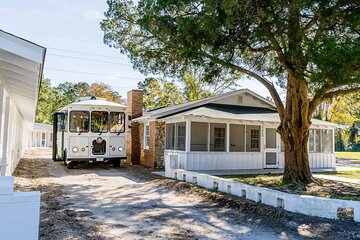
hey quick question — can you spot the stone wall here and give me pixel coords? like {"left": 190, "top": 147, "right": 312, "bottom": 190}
{"left": 139, "top": 121, "right": 165, "bottom": 169}
{"left": 154, "top": 121, "right": 165, "bottom": 168}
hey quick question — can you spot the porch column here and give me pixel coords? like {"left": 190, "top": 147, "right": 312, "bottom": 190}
{"left": 185, "top": 119, "right": 191, "bottom": 152}
{"left": 207, "top": 123, "right": 210, "bottom": 152}
{"left": 0, "top": 84, "right": 3, "bottom": 148}
{"left": 332, "top": 129, "right": 335, "bottom": 153}
{"left": 1, "top": 97, "right": 10, "bottom": 176}
{"left": 226, "top": 123, "right": 230, "bottom": 152}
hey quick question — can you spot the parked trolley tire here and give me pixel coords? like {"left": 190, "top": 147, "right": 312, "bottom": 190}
{"left": 63, "top": 149, "right": 67, "bottom": 166}
{"left": 67, "top": 161, "right": 75, "bottom": 169}
{"left": 112, "top": 159, "right": 120, "bottom": 168}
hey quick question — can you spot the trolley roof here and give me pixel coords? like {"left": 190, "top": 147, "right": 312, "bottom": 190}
{"left": 63, "top": 97, "right": 127, "bottom": 110}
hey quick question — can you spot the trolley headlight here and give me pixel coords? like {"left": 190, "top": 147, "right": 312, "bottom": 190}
{"left": 118, "top": 146, "right": 124, "bottom": 152}
{"left": 96, "top": 137, "right": 103, "bottom": 144}
{"left": 72, "top": 147, "right": 78, "bottom": 153}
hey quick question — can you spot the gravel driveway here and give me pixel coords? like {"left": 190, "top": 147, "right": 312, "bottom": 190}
{"left": 14, "top": 149, "right": 360, "bottom": 240}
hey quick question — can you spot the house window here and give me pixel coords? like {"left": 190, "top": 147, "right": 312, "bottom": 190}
{"left": 309, "top": 129, "right": 321, "bottom": 152}
{"left": 191, "top": 122, "right": 208, "bottom": 151}
{"left": 210, "top": 123, "right": 226, "bottom": 151}
{"left": 322, "top": 129, "right": 333, "bottom": 153}
{"left": 246, "top": 126, "right": 260, "bottom": 152}
{"left": 176, "top": 122, "right": 186, "bottom": 151}
{"left": 230, "top": 124, "right": 245, "bottom": 152}
{"left": 165, "top": 123, "right": 175, "bottom": 149}
{"left": 144, "top": 124, "right": 150, "bottom": 149}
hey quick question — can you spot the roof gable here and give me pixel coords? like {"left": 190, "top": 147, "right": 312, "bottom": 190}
{"left": 136, "top": 89, "right": 276, "bottom": 121}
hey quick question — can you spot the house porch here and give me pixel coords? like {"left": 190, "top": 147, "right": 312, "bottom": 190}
{"left": 163, "top": 116, "right": 336, "bottom": 171}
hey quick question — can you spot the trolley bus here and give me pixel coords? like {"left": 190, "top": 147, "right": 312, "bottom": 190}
{"left": 52, "top": 96, "right": 127, "bottom": 169}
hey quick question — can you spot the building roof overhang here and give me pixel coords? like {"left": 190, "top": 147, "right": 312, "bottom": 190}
{"left": 0, "top": 30, "right": 46, "bottom": 124}
{"left": 154, "top": 104, "right": 342, "bottom": 128}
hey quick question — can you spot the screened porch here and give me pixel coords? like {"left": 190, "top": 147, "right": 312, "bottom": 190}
{"left": 163, "top": 119, "right": 336, "bottom": 171}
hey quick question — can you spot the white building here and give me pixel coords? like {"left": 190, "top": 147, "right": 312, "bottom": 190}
{"left": 0, "top": 30, "right": 46, "bottom": 175}
{"left": 28, "top": 123, "right": 53, "bottom": 148}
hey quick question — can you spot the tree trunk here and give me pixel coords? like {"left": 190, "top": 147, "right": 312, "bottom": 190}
{"left": 279, "top": 74, "right": 314, "bottom": 184}
{"left": 282, "top": 130, "right": 313, "bottom": 183}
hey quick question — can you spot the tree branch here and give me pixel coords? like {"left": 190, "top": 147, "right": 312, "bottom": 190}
{"left": 303, "top": 15, "right": 318, "bottom": 32}
{"left": 258, "top": 9, "right": 285, "bottom": 60}
{"left": 309, "top": 87, "right": 360, "bottom": 116}
{"left": 199, "top": 51, "right": 285, "bottom": 119}
{"left": 322, "top": 87, "right": 360, "bottom": 101}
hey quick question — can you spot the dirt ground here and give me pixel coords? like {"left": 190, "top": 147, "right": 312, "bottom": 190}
{"left": 14, "top": 149, "right": 360, "bottom": 240}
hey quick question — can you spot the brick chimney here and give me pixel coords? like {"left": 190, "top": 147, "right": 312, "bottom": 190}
{"left": 126, "top": 90, "right": 143, "bottom": 165}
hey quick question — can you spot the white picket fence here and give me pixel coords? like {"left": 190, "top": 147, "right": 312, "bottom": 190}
{"left": 0, "top": 176, "right": 40, "bottom": 240}
{"left": 165, "top": 160, "right": 360, "bottom": 222}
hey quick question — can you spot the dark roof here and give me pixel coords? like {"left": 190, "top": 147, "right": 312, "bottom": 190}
{"left": 158, "top": 103, "right": 277, "bottom": 119}
{"left": 205, "top": 103, "right": 277, "bottom": 114}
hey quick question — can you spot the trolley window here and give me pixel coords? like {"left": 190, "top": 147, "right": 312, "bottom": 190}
{"left": 69, "top": 111, "right": 90, "bottom": 133}
{"left": 91, "top": 111, "right": 109, "bottom": 133}
{"left": 110, "top": 112, "right": 125, "bottom": 133}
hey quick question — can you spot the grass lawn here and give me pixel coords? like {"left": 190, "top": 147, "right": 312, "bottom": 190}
{"left": 336, "top": 151, "right": 360, "bottom": 160}
{"left": 323, "top": 170, "right": 360, "bottom": 180}
{"left": 220, "top": 173, "right": 360, "bottom": 201}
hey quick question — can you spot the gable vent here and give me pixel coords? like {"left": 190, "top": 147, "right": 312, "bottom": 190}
{"left": 237, "top": 95, "right": 243, "bottom": 104}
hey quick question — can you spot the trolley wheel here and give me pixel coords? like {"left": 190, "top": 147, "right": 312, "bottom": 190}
{"left": 67, "top": 161, "right": 76, "bottom": 169}
{"left": 63, "top": 149, "right": 67, "bottom": 166}
{"left": 112, "top": 160, "right": 121, "bottom": 168}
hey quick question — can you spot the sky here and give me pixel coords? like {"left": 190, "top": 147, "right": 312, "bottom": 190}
{"left": 0, "top": 0, "right": 281, "bottom": 98}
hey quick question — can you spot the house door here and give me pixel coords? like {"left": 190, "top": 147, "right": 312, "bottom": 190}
{"left": 52, "top": 112, "right": 65, "bottom": 161}
{"left": 264, "top": 128, "right": 278, "bottom": 168}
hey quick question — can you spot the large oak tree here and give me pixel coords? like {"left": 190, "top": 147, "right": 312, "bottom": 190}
{"left": 101, "top": 0, "right": 360, "bottom": 183}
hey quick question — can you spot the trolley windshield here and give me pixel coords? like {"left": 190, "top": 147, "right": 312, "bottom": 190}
{"left": 110, "top": 112, "right": 125, "bottom": 133}
{"left": 69, "top": 111, "right": 90, "bottom": 133}
{"left": 91, "top": 111, "right": 109, "bottom": 133}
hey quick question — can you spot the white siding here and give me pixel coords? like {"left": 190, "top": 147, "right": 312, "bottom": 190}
{"left": 214, "top": 92, "right": 271, "bottom": 108}
{"left": 166, "top": 150, "right": 336, "bottom": 171}
{"left": 277, "top": 152, "right": 335, "bottom": 169}
{"left": 0, "top": 85, "right": 30, "bottom": 175}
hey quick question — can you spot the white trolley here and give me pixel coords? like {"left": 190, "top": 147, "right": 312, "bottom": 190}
{"left": 52, "top": 96, "right": 127, "bottom": 168}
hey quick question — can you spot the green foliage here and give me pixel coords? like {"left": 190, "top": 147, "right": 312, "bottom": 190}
{"left": 36, "top": 79, "right": 124, "bottom": 123}
{"left": 138, "top": 77, "right": 185, "bottom": 110}
{"left": 319, "top": 94, "right": 360, "bottom": 151}
{"left": 181, "top": 69, "right": 241, "bottom": 101}
{"left": 138, "top": 70, "right": 241, "bottom": 110}
{"left": 101, "top": 0, "right": 359, "bottom": 90}
{"left": 56, "top": 82, "right": 90, "bottom": 105}
{"left": 35, "top": 78, "right": 67, "bottom": 124}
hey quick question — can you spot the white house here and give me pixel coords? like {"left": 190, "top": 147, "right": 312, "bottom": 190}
{"left": 27, "top": 123, "right": 53, "bottom": 148}
{"left": 0, "top": 30, "right": 46, "bottom": 175}
{"left": 0, "top": 30, "right": 45, "bottom": 239}
{"left": 129, "top": 89, "right": 338, "bottom": 171}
